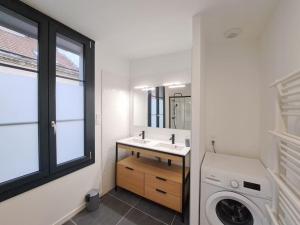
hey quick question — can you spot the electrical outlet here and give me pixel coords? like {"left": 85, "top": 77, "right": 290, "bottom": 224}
{"left": 209, "top": 135, "right": 216, "bottom": 153}
{"left": 209, "top": 135, "right": 216, "bottom": 143}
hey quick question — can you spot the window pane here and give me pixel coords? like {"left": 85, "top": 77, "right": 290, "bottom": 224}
{"left": 0, "top": 5, "right": 38, "bottom": 71}
{"left": 56, "top": 121, "right": 84, "bottom": 164}
{"left": 151, "top": 115, "right": 157, "bottom": 127}
{"left": 0, "top": 6, "right": 39, "bottom": 184}
{"left": 56, "top": 78, "right": 84, "bottom": 120}
{"left": 159, "top": 116, "right": 164, "bottom": 128}
{"left": 56, "top": 34, "right": 83, "bottom": 81}
{"left": 0, "top": 66, "right": 37, "bottom": 124}
{"left": 159, "top": 98, "right": 164, "bottom": 114}
{"left": 55, "top": 33, "right": 85, "bottom": 165}
{"left": 151, "top": 96, "right": 156, "bottom": 114}
{"left": 0, "top": 124, "right": 39, "bottom": 184}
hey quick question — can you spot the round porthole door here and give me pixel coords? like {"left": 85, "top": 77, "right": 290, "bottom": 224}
{"left": 206, "top": 191, "right": 264, "bottom": 225}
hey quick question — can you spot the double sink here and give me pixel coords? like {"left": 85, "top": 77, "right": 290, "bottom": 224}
{"left": 118, "top": 137, "right": 190, "bottom": 156}
{"left": 127, "top": 138, "right": 185, "bottom": 151}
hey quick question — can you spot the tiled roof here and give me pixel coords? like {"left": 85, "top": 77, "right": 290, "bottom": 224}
{"left": 0, "top": 27, "right": 78, "bottom": 72}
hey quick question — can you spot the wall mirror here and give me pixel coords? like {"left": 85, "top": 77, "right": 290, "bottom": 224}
{"left": 133, "top": 83, "right": 191, "bottom": 130}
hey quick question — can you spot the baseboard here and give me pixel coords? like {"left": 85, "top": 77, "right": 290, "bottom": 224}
{"left": 52, "top": 203, "right": 86, "bottom": 225}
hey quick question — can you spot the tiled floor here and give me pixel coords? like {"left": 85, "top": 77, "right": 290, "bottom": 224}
{"left": 63, "top": 188, "right": 189, "bottom": 225}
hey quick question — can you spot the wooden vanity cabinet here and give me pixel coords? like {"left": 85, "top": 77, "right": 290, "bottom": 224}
{"left": 117, "top": 163, "right": 144, "bottom": 196}
{"left": 116, "top": 156, "right": 189, "bottom": 213}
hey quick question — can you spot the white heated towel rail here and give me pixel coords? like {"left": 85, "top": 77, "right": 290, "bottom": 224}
{"left": 268, "top": 70, "right": 300, "bottom": 225}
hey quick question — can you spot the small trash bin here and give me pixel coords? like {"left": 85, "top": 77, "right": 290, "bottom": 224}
{"left": 85, "top": 189, "right": 100, "bottom": 212}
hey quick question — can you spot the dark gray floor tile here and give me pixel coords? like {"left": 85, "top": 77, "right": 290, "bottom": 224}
{"left": 118, "top": 208, "right": 165, "bottom": 225}
{"left": 62, "top": 221, "right": 74, "bottom": 225}
{"left": 172, "top": 215, "right": 189, "bottom": 225}
{"left": 109, "top": 188, "right": 140, "bottom": 206}
{"left": 134, "top": 199, "right": 175, "bottom": 225}
{"left": 172, "top": 203, "right": 189, "bottom": 225}
{"left": 72, "top": 209, "right": 95, "bottom": 225}
{"left": 73, "top": 195, "right": 131, "bottom": 225}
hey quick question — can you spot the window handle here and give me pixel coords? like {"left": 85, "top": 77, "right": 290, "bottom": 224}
{"left": 51, "top": 121, "right": 56, "bottom": 135}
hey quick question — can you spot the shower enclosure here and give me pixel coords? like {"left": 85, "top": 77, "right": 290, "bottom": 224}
{"left": 169, "top": 95, "right": 191, "bottom": 130}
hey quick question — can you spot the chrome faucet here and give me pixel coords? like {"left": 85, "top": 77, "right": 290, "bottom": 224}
{"left": 169, "top": 134, "right": 175, "bottom": 144}
{"left": 139, "top": 130, "right": 145, "bottom": 140}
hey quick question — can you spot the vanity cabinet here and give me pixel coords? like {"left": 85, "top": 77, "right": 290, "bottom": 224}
{"left": 117, "top": 163, "right": 145, "bottom": 196}
{"left": 115, "top": 143, "right": 190, "bottom": 217}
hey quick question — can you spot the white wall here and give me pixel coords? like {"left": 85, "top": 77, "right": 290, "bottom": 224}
{"left": 260, "top": 0, "right": 300, "bottom": 169}
{"left": 205, "top": 40, "right": 262, "bottom": 158}
{"left": 101, "top": 69, "right": 130, "bottom": 194}
{"left": 190, "top": 13, "right": 206, "bottom": 225}
{"left": 0, "top": 45, "right": 130, "bottom": 225}
{"left": 130, "top": 50, "right": 191, "bottom": 88}
{"left": 132, "top": 126, "right": 191, "bottom": 144}
{"left": 97, "top": 43, "right": 131, "bottom": 195}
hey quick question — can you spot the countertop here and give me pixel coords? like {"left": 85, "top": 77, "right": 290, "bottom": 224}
{"left": 117, "top": 136, "right": 190, "bottom": 156}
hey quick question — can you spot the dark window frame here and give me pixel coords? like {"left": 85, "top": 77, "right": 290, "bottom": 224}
{"left": 168, "top": 95, "right": 191, "bottom": 129}
{"left": 49, "top": 20, "right": 95, "bottom": 174}
{"left": 147, "top": 86, "right": 165, "bottom": 128}
{"left": 0, "top": 0, "right": 95, "bottom": 202}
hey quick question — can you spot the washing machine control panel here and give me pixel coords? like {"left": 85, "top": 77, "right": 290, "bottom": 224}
{"left": 243, "top": 181, "right": 261, "bottom": 191}
{"left": 230, "top": 180, "right": 239, "bottom": 188}
{"left": 202, "top": 169, "right": 272, "bottom": 199}
{"left": 228, "top": 179, "right": 261, "bottom": 190}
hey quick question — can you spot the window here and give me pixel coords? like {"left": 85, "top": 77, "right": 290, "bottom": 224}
{"left": 49, "top": 22, "right": 95, "bottom": 174}
{"left": 148, "top": 87, "right": 165, "bottom": 128}
{"left": 55, "top": 34, "right": 85, "bottom": 165}
{"left": 0, "top": 1, "right": 95, "bottom": 202}
{"left": 0, "top": 14, "right": 39, "bottom": 184}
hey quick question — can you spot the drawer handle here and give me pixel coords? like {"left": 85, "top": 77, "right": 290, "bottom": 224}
{"left": 125, "top": 166, "right": 134, "bottom": 171}
{"left": 156, "top": 176, "right": 167, "bottom": 181}
{"left": 156, "top": 189, "right": 167, "bottom": 194}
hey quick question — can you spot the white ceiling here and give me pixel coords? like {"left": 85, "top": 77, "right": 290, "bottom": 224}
{"left": 22, "top": 0, "right": 201, "bottom": 59}
{"left": 22, "top": 0, "right": 277, "bottom": 59}
{"left": 202, "top": 0, "right": 278, "bottom": 43}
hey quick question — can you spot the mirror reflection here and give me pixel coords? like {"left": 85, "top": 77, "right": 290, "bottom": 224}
{"left": 133, "top": 83, "right": 191, "bottom": 130}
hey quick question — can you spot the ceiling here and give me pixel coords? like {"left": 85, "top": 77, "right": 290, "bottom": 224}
{"left": 22, "top": 0, "right": 277, "bottom": 59}
{"left": 202, "top": 0, "right": 278, "bottom": 43}
{"left": 22, "top": 0, "right": 201, "bottom": 59}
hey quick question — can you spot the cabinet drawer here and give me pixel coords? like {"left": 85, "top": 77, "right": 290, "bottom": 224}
{"left": 117, "top": 164, "right": 144, "bottom": 196}
{"left": 145, "top": 186, "right": 181, "bottom": 212}
{"left": 117, "top": 144, "right": 131, "bottom": 151}
{"left": 145, "top": 174, "right": 181, "bottom": 197}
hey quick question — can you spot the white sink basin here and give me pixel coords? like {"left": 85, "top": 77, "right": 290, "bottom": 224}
{"left": 154, "top": 143, "right": 185, "bottom": 151}
{"left": 127, "top": 138, "right": 151, "bottom": 145}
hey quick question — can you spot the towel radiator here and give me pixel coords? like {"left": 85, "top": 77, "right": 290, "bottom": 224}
{"left": 268, "top": 70, "right": 300, "bottom": 225}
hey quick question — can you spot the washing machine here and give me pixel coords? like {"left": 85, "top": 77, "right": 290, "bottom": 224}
{"left": 200, "top": 152, "right": 272, "bottom": 225}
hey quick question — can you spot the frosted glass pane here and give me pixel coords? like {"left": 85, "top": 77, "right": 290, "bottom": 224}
{"left": 151, "top": 97, "right": 156, "bottom": 114}
{"left": 56, "top": 120, "right": 84, "bottom": 165}
{"left": 159, "top": 99, "right": 164, "bottom": 114}
{"left": 0, "top": 124, "right": 39, "bottom": 184}
{"left": 56, "top": 78, "right": 84, "bottom": 120}
{"left": 159, "top": 116, "right": 164, "bottom": 128}
{"left": 0, "top": 66, "right": 37, "bottom": 124}
{"left": 151, "top": 115, "right": 157, "bottom": 127}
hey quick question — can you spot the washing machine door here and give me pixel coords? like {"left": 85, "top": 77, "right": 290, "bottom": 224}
{"left": 206, "top": 191, "right": 264, "bottom": 225}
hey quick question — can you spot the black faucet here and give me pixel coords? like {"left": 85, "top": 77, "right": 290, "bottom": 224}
{"left": 139, "top": 130, "right": 145, "bottom": 140}
{"left": 169, "top": 134, "right": 175, "bottom": 144}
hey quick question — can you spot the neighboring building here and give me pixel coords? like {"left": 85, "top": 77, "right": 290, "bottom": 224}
{"left": 0, "top": 25, "right": 80, "bottom": 79}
